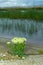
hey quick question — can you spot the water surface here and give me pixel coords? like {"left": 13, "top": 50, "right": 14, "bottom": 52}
{"left": 0, "top": 18, "right": 43, "bottom": 46}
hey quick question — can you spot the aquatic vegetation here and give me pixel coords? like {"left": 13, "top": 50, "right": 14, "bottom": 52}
{"left": 7, "top": 37, "right": 26, "bottom": 58}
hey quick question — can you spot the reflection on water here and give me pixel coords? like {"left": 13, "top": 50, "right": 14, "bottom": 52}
{"left": 0, "top": 18, "right": 43, "bottom": 40}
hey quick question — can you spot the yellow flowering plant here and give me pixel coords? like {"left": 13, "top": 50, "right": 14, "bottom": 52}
{"left": 7, "top": 37, "right": 26, "bottom": 58}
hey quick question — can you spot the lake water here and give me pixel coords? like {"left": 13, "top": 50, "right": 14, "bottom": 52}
{"left": 0, "top": 18, "right": 43, "bottom": 46}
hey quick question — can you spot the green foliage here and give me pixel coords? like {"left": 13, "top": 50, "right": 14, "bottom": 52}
{"left": 7, "top": 37, "right": 26, "bottom": 58}
{"left": 38, "top": 50, "right": 43, "bottom": 54}
{"left": 0, "top": 9, "right": 43, "bottom": 20}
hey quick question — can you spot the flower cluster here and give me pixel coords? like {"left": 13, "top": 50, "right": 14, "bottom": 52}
{"left": 11, "top": 37, "right": 26, "bottom": 44}
{"left": 7, "top": 37, "right": 26, "bottom": 44}
{"left": 7, "top": 37, "right": 26, "bottom": 58}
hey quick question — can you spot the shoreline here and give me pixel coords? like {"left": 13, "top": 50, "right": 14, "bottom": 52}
{"left": 0, "top": 55, "right": 43, "bottom": 65}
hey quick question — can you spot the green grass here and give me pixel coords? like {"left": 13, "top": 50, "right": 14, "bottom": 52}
{"left": 0, "top": 8, "right": 43, "bottom": 20}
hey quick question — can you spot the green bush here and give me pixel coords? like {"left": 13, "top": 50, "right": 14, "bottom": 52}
{"left": 7, "top": 37, "right": 26, "bottom": 58}
{"left": 0, "top": 10, "right": 43, "bottom": 20}
{"left": 38, "top": 50, "right": 43, "bottom": 54}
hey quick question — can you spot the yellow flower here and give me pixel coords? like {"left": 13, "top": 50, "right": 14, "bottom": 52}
{"left": 11, "top": 37, "right": 18, "bottom": 44}
{"left": 7, "top": 42, "right": 11, "bottom": 44}
{"left": 11, "top": 37, "right": 27, "bottom": 44}
{"left": 22, "top": 38, "right": 27, "bottom": 41}
{"left": 22, "top": 57, "right": 25, "bottom": 59}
